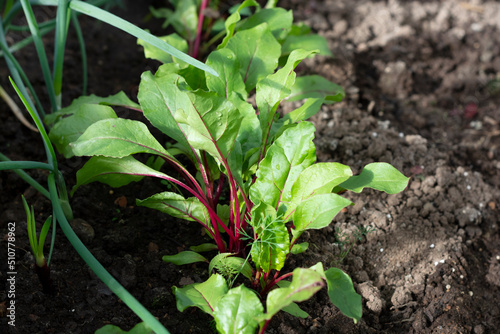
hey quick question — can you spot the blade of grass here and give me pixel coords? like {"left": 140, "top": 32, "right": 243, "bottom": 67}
{"left": 0, "top": 16, "right": 44, "bottom": 116}
{"left": 70, "top": 11, "right": 87, "bottom": 95}
{"left": 52, "top": 0, "right": 70, "bottom": 108}
{"left": 19, "top": 0, "right": 57, "bottom": 112}
{"left": 9, "top": 77, "right": 56, "bottom": 168}
{"left": 0, "top": 21, "right": 55, "bottom": 55}
{"left": 68, "top": 0, "right": 219, "bottom": 77}
{"left": 47, "top": 173, "right": 170, "bottom": 334}
{"left": 0, "top": 153, "right": 50, "bottom": 198}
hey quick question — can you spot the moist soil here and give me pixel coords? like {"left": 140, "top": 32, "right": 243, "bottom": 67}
{"left": 1, "top": 1, "right": 500, "bottom": 333}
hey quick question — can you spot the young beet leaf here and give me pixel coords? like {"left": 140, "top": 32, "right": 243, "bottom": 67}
{"left": 50, "top": 4, "right": 410, "bottom": 333}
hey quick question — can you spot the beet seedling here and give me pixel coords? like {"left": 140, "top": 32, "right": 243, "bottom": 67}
{"left": 49, "top": 2, "right": 409, "bottom": 333}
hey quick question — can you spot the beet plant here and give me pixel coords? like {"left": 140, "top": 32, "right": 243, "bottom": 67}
{"left": 49, "top": 2, "right": 409, "bottom": 333}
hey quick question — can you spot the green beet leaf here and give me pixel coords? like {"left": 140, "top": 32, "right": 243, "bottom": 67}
{"left": 71, "top": 155, "right": 171, "bottom": 195}
{"left": 283, "top": 162, "right": 353, "bottom": 220}
{"left": 209, "top": 253, "right": 253, "bottom": 280}
{"left": 206, "top": 48, "right": 247, "bottom": 100}
{"left": 138, "top": 72, "right": 242, "bottom": 165}
{"left": 290, "top": 242, "right": 309, "bottom": 255}
{"left": 275, "top": 280, "right": 310, "bottom": 319}
{"left": 286, "top": 75, "right": 345, "bottom": 103}
{"left": 239, "top": 8, "right": 293, "bottom": 41}
{"left": 292, "top": 193, "right": 353, "bottom": 242}
{"left": 49, "top": 104, "right": 117, "bottom": 158}
{"left": 44, "top": 91, "right": 139, "bottom": 126}
{"left": 337, "top": 162, "right": 410, "bottom": 194}
{"left": 324, "top": 267, "right": 362, "bottom": 323}
{"left": 226, "top": 23, "right": 281, "bottom": 91}
{"left": 70, "top": 118, "right": 171, "bottom": 159}
{"left": 136, "top": 192, "right": 210, "bottom": 227}
{"left": 250, "top": 121, "right": 316, "bottom": 209}
{"left": 162, "top": 251, "right": 208, "bottom": 265}
{"left": 256, "top": 49, "right": 315, "bottom": 146}
{"left": 282, "top": 34, "right": 332, "bottom": 57}
{"left": 214, "top": 285, "right": 264, "bottom": 334}
{"left": 218, "top": 0, "right": 260, "bottom": 49}
{"left": 149, "top": 0, "right": 198, "bottom": 42}
{"left": 281, "top": 97, "right": 324, "bottom": 124}
{"left": 262, "top": 267, "right": 324, "bottom": 321}
{"left": 173, "top": 274, "right": 228, "bottom": 316}
{"left": 190, "top": 243, "right": 219, "bottom": 252}
{"left": 138, "top": 32, "right": 188, "bottom": 64}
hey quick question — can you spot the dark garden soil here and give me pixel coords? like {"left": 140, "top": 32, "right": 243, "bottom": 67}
{"left": 1, "top": 1, "right": 500, "bottom": 333}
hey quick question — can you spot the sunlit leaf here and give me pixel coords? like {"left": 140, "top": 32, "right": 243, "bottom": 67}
{"left": 174, "top": 274, "right": 228, "bottom": 316}
{"left": 49, "top": 104, "right": 117, "bottom": 158}
{"left": 162, "top": 251, "right": 208, "bottom": 265}
{"left": 214, "top": 285, "right": 263, "bottom": 334}
{"left": 226, "top": 23, "right": 281, "bottom": 91}
{"left": 337, "top": 162, "right": 409, "bottom": 194}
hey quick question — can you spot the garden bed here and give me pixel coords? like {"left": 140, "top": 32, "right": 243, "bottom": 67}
{"left": 1, "top": 1, "right": 499, "bottom": 333}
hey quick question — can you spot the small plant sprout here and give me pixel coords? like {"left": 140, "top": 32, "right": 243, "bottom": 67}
{"left": 48, "top": 2, "right": 410, "bottom": 333}
{"left": 22, "top": 195, "right": 55, "bottom": 294}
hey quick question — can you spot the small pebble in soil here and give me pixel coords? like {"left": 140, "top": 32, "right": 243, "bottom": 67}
{"left": 469, "top": 291, "right": 474, "bottom": 296}
{"left": 430, "top": 244, "right": 435, "bottom": 248}
{"left": 372, "top": 132, "right": 378, "bottom": 137}
{"left": 399, "top": 132, "right": 404, "bottom": 138}
{"left": 380, "top": 248, "right": 384, "bottom": 252}
{"left": 446, "top": 284, "right": 451, "bottom": 290}
{"left": 466, "top": 185, "right": 471, "bottom": 190}
{"left": 464, "top": 172, "right": 469, "bottom": 176}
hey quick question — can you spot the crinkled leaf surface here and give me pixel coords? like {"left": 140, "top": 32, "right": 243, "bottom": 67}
{"left": 174, "top": 274, "right": 228, "bottom": 316}
{"left": 263, "top": 267, "right": 324, "bottom": 321}
{"left": 138, "top": 72, "right": 242, "bottom": 164}
{"left": 250, "top": 122, "right": 316, "bottom": 209}
{"left": 250, "top": 202, "right": 289, "bottom": 272}
{"left": 49, "top": 104, "right": 117, "bottom": 158}
{"left": 206, "top": 48, "right": 247, "bottom": 99}
{"left": 286, "top": 75, "right": 345, "bottom": 103}
{"left": 214, "top": 285, "right": 263, "bottom": 334}
{"left": 136, "top": 192, "right": 210, "bottom": 226}
{"left": 45, "top": 91, "right": 139, "bottom": 126}
{"left": 71, "top": 155, "right": 170, "bottom": 195}
{"left": 283, "top": 162, "right": 352, "bottom": 219}
{"left": 324, "top": 267, "right": 362, "bottom": 323}
{"left": 226, "top": 23, "right": 281, "bottom": 91}
{"left": 70, "top": 118, "right": 170, "bottom": 158}
{"left": 209, "top": 253, "right": 253, "bottom": 280}
{"left": 338, "top": 162, "right": 409, "bottom": 194}
{"left": 162, "top": 251, "right": 208, "bottom": 265}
